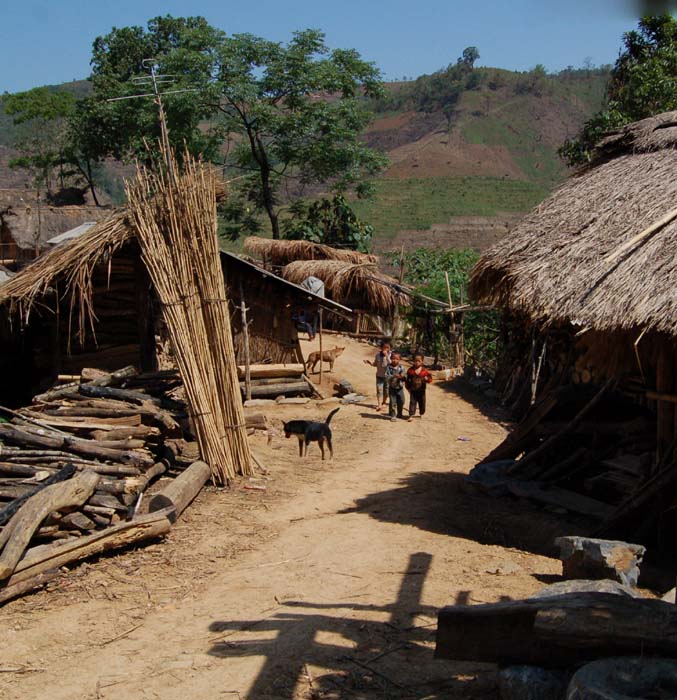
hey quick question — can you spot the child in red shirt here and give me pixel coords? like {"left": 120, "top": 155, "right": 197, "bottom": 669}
{"left": 406, "top": 353, "right": 433, "bottom": 421}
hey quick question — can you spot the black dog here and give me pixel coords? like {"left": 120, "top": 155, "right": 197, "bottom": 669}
{"left": 283, "top": 408, "right": 340, "bottom": 460}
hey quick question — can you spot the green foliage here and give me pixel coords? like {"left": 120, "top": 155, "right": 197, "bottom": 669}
{"left": 72, "top": 18, "right": 386, "bottom": 237}
{"left": 282, "top": 195, "right": 373, "bottom": 251}
{"left": 4, "top": 87, "right": 77, "bottom": 193}
{"left": 351, "top": 177, "right": 548, "bottom": 239}
{"left": 392, "top": 248, "right": 499, "bottom": 372}
{"left": 561, "top": 14, "right": 677, "bottom": 165}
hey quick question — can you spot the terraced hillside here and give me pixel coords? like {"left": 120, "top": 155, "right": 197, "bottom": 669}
{"left": 0, "top": 67, "right": 608, "bottom": 250}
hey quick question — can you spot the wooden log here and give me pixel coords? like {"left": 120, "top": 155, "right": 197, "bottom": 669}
{"left": 512, "top": 378, "right": 615, "bottom": 478}
{"left": 478, "top": 392, "right": 559, "bottom": 465}
{"left": 148, "top": 460, "right": 211, "bottom": 523}
{"left": 436, "top": 592, "right": 677, "bottom": 667}
{"left": 60, "top": 512, "right": 96, "bottom": 531}
{"left": 33, "top": 383, "right": 80, "bottom": 404}
{"left": 87, "top": 365, "right": 139, "bottom": 388}
{"left": 19, "top": 413, "right": 148, "bottom": 432}
{"left": 0, "top": 464, "right": 76, "bottom": 526}
{"left": 0, "top": 470, "right": 100, "bottom": 580}
{"left": 0, "top": 424, "right": 153, "bottom": 468}
{"left": 38, "top": 409, "right": 144, "bottom": 426}
{"left": 246, "top": 381, "right": 310, "bottom": 398}
{"left": 89, "top": 492, "right": 127, "bottom": 511}
{"left": 89, "top": 426, "right": 160, "bottom": 441}
{"left": 507, "top": 481, "right": 614, "bottom": 519}
{"left": 0, "top": 508, "right": 173, "bottom": 589}
{"left": 237, "top": 364, "right": 305, "bottom": 379}
{"left": 79, "top": 384, "right": 160, "bottom": 406}
{"left": 0, "top": 570, "right": 60, "bottom": 605}
{"left": 243, "top": 412, "right": 268, "bottom": 430}
{"left": 83, "top": 504, "right": 116, "bottom": 518}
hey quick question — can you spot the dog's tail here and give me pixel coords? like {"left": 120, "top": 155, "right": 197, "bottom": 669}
{"left": 325, "top": 407, "right": 340, "bottom": 425}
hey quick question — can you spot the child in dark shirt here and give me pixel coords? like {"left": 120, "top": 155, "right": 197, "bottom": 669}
{"left": 406, "top": 353, "right": 433, "bottom": 421}
{"left": 385, "top": 352, "right": 407, "bottom": 421}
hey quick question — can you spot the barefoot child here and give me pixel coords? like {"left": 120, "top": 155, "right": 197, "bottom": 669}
{"left": 385, "top": 351, "right": 407, "bottom": 421}
{"left": 406, "top": 353, "right": 433, "bottom": 421}
{"left": 363, "top": 341, "right": 391, "bottom": 411}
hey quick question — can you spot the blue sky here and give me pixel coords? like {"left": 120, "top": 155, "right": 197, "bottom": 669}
{"left": 0, "top": 0, "right": 671, "bottom": 93}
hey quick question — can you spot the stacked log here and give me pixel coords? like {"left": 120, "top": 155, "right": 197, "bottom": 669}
{"left": 0, "top": 366, "right": 203, "bottom": 601}
{"left": 237, "top": 363, "right": 318, "bottom": 399}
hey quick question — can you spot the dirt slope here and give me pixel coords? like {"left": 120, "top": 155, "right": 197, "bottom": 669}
{"left": 0, "top": 337, "right": 582, "bottom": 700}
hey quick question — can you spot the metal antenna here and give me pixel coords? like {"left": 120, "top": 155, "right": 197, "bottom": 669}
{"left": 106, "top": 58, "right": 198, "bottom": 179}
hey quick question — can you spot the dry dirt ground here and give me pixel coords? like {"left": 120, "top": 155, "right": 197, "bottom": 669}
{"left": 0, "top": 336, "right": 580, "bottom": 700}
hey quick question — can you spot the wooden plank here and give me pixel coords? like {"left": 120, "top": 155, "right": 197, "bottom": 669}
{"left": 436, "top": 592, "right": 677, "bottom": 667}
{"left": 236, "top": 364, "right": 305, "bottom": 379}
{"left": 507, "top": 481, "right": 614, "bottom": 519}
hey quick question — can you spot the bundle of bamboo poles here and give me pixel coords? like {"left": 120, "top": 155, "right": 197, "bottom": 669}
{"left": 125, "top": 151, "right": 252, "bottom": 484}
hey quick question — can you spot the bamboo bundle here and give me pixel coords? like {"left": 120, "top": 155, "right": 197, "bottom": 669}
{"left": 125, "top": 150, "right": 252, "bottom": 483}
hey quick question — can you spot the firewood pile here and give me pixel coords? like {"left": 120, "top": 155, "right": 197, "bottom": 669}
{"left": 468, "top": 380, "right": 665, "bottom": 536}
{"left": 0, "top": 364, "right": 216, "bottom": 605}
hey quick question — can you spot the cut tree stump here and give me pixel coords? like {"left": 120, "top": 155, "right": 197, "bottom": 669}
{"left": 147, "top": 460, "right": 211, "bottom": 523}
{"left": 436, "top": 592, "right": 677, "bottom": 667}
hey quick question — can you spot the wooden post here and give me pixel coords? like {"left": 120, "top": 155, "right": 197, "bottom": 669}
{"left": 239, "top": 280, "right": 252, "bottom": 402}
{"left": 444, "top": 271, "right": 454, "bottom": 366}
{"left": 656, "top": 340, "right": 675, "bottom": 463}
{"left": 318, "top": 307, "right": 324, "bottom": 386}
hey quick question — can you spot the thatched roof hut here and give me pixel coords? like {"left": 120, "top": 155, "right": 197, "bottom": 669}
{"left": 244, "top": 236, "right": 378, "bottom": 267}
{"left": 0, "top": 189, "right": 109, "bottom": 266}
{"left": 281, "top": 259, "right": 409, "bottom": 317}
{"left": 470, "top": 111, "right": 677, "bottom": 337}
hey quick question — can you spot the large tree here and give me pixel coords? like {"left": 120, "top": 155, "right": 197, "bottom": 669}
{"left": 73, "top": 17, "right": 386, "bottom": 238}
{"left": 561, "top": 14, "right": 677, "bottom": 165}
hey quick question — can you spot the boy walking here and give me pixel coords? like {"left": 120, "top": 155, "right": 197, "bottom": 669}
{"left": 364, "top": 341, "right": 391, "bottom": 411}
{"left": 385, "top": 351, "right": 407, "bottom": 421}
{"left": 406, "top": 353, "right": 433, "bottom": 421}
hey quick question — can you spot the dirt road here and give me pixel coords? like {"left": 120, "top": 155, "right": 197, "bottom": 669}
{"left": 0, "top": 337, "right": 572, "bottom": 699}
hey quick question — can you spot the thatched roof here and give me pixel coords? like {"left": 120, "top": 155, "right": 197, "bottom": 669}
{"left": 0, "top": 211, "right": 133, "bottom": 335}
{"left": 244, "top": 236, "right": 379, "bottom": 266}
{"left": 281, "top": 259, "right": 409, "bottom": 316}
{"left": 470, "top": 111, "right": 677, "bottom": 336}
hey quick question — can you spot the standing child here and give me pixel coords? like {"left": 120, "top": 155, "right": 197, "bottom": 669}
{"left": 363, "top": 341, "right": 391, "bottom": 411}
{"left": 385, "top": 351, "right": 407, "bottom": 421}
{"left": 406, "top": 353, "right": 433, "bottom": 421}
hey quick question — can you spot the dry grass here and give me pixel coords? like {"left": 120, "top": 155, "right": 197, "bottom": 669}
{"left": 470, "top": 110, "right": 677, "bottom": 335}
{"left": 281, "top": 259, "right": 409, "bottom": 316}
{"left": 244, "top": 236, "right": 379, "bottom": 266}
{"left": 126, "top": 151, "right": 252, "bottom": 484}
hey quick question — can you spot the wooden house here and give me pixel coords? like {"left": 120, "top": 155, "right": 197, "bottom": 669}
{"left": 0, "top": 214, "right": 350, "bottom": 406}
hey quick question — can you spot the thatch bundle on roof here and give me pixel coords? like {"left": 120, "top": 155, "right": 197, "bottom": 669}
{"left": 470, "top": 111, "right": 677, "bottom": 336}
{"left": 282, "top": 259, "right": 409, "bottom": 316}
{"left": 0, "top": 211, "right": 134, "bottom": 339}
{"left": 244, "top": 236, "right": 378, "bottom": 266}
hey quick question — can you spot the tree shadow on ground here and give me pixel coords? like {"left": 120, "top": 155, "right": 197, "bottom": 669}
{"left": 340, "top": 471, "right": 590, "bottom": 558}
{"left": 207, "top": 552, "right": 499, "bottom": 699}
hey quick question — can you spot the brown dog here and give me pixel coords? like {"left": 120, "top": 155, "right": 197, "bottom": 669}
{"left": 305, "top": 346, "right": 345, "bottom": 373}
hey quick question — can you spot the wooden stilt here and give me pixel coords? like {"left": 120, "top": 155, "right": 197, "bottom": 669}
{"left": 318, "top": 308, "right": 324, "bottom": 386}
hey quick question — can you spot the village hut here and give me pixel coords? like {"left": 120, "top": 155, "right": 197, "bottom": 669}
{"left": 244, "top": 236, "right": 378, "bottom": 267}
{"left": 0, "top": 189, "right": 109, "bottom": 268}
{"left": 0, "top": 213, "right": 349, "bottom": 406}
{"left": 468, "top": 111, "right": 677, "bottom": 546}
{"left": 281, "top": 259, "right": 411, "bottom": 336}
